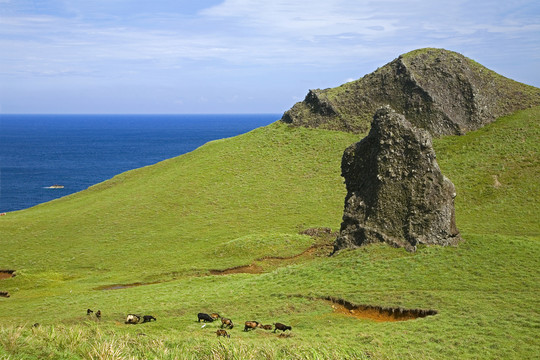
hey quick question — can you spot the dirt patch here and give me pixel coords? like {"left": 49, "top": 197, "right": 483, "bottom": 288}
{"left": 210, "top": 244, "right": 329, "bottom": 276}
{"left": 0, "top": 292, "right": 10, "bottom": 298}
{"left": 257, "top": 245, "right": 319, "bottom": 261}
{"left": 0, "top": 270, "right": 16, "bottom": 279}
{"left": 324, "top": 296, "right": 437, "bottom": 322}
{"left": 96, "top": 282, "right": 159, "bottom": 291}
{"left": 210, "top": 229, "right": 338, "bottom": 276}
{"left": 210, "top": 264, "right": 263, "bottom": 275}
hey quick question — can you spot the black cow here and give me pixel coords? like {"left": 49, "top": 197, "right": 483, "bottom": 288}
{"left": 273, "top": 322, "right": 292, "bottom": 333}
{"left": 198, "top": 313, "right": 214, "bottom": 322}
{"left": 142, "top": 315, "right": 156, "bottom": 323}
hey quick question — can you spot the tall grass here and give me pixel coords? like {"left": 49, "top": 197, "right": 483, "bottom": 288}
{"left": 0, "top": 324, "right": 372, "bottom": 360}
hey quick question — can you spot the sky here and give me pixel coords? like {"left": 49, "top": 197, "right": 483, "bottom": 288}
{"left": 0, "top": 0, "right": 539, "bottom": 114}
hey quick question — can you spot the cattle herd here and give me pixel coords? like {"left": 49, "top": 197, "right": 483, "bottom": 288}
{"left": 198, "top": 312, "right": 292, "bottom": 338}
{"left": 86, "top": 309, "right": 292, "bottom": 338}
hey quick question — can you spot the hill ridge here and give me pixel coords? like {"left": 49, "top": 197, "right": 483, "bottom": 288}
{"left": 281, "top": 48, "right": 540, "bottom": 135}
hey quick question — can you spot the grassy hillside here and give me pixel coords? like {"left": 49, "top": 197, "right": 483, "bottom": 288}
{"left": 0, "top": 123, "right": 359, "bottom": 285}
{"left": 0, "top": 107, "right": 539, "bottom": 359}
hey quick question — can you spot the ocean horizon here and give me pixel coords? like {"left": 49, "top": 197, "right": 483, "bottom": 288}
{"left": 0, "top": 114, "right": 279, "bottom": 212}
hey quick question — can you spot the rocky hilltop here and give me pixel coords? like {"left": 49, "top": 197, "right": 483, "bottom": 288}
{"left": 281, "top": 48, "right": 540, "bottom": 136}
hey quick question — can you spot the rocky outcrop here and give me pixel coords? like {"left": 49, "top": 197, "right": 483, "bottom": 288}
{"left": 334, "top": 106, "right": 461, "bottom": 253}
{"left": 281, "top": 48, "right": 540, "bottom": 136}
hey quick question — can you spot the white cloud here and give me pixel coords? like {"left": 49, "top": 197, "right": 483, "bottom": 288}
{"left": 1, "top": 0, "right": 539, "bottom": 113}
{"left": 201, "top": 0, "right": 402, "bottom": 38}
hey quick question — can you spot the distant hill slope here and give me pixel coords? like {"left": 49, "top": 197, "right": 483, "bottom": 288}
{"left": 0, "top": 123, "right": 359, "bottom": 282}
{"left": 281, "top": 48, "right": 540, "bottom": 135}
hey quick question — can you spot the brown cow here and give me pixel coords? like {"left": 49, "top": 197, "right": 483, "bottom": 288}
{"left": 221, "top": 317, "right": 234, "bottom": 329}
{"left": 216, "top": 329, "right": 230, "bottom": 338}
{"left": 244, "top": 321, "right": 262, "bottom": 331}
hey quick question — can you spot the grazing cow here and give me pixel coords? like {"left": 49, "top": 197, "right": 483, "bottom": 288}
{"left": 142, "top": 315, "right": 156, "bottom": 323}
{"left": 244, "top": 321, "right": 261, "bottom": 331}
{"left": 273, "top": 323, "right": 292, "bottom": 333}
{"left": 95, "top": 310, "right": 101, "bottom": 320}
{"left": 216, "top": 329, "right": 230, "bottom": 338}
{"left": 220, "top": 317, "right": 234, "bottom": 329}
{"left": 87, "top": 309, "right": 93, "bottom": 315}
{"left": 125, "top": 314, "right": 141, "bottom": 324}
{"left": 210, "top": 313, "right": 221, "bottom": 321}
{"left": 261, "top": 324, "right": 273, "bottom": 330}
{"left": 198, "top": 313, "right": 214, "bottom": 322}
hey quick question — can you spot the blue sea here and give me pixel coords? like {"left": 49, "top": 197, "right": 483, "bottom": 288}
{"left": 0, "top": 114, "right": 279, "bottom": 212}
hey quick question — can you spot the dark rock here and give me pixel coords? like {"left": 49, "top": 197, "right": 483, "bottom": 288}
{"left": 334, "top": 106, "right": 461, "bottom": 252}
{"left": 281, "top": 48, "right": 540, "bottom": 136}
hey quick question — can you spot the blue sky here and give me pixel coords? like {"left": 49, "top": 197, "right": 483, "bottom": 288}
{"left": 1, "top": 0, "right": 539, "bottom": 114}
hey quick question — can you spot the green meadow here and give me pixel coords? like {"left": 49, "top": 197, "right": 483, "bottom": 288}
{"left": 0, "top": 107, "right": 539, "bottom": 359}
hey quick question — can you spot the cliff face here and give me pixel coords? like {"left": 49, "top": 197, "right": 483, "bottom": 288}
{"left": 281, "top": 48, "right": 540, "bottom": 136}
{"left": 334, "top": 106, "right": 461, "bottom": 253}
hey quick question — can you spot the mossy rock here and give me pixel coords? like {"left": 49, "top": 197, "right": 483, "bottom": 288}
{"left": 281, "top": 48, "right": 540, "bottom": 136}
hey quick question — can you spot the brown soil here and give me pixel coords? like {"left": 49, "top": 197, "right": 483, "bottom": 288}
{"left": 324, "top": 296, "right": 437, "bottom": 322}
{"left": 258, "top": 245, "right": 321, "bottom": 261}
{"left": 0, "top": 291, "right": 10, "bottom": 298}
{"left": 0, "top": 270, "right": 16, "bottom": 279}
{"left": 210, "top": 243, "right": 332, "bottom": 276}
{"left": 210, "top": 264, "right": 263, "bottom": 275}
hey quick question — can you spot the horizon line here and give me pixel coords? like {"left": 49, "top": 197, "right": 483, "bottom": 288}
{"left": 0, "top": 112, "right": 283, "bottom": 116}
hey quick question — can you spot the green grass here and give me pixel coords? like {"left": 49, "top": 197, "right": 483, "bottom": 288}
{"left": 0, "top": 122, "right": 359, "bottom": 284}
{"left": 435, "top": 107, "right": 540, "bottom": 236}
{"left": 1, "top": 108, "right": 539, "bottom": 359}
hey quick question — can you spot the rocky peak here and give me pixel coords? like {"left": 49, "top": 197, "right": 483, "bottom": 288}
{"left": 281, "top": 48, "right": 540, "bottom": 136}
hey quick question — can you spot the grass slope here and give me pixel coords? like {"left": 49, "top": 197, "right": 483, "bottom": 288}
{"left": 0, "top": 123, "right": 359, "bottom": 284}
{"left": 1, "top": 108, "right": 539, "bottom": 359}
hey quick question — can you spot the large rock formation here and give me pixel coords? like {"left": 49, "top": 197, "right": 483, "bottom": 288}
{"left": 281, "top": 48, "right": 540, "bottom": 136}
{"left": 334, "top": 106, "right": 461, "bottom": 253}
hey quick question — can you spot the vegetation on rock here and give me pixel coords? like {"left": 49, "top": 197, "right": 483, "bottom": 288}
{"left": 281, "top": 48, "right": 540, "bottom": 135}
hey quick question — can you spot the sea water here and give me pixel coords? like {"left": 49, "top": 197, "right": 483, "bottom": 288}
{"left": 0, "top": 114, "right": 279, "bottom": 212}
